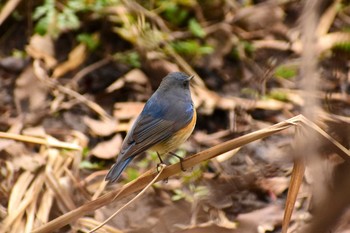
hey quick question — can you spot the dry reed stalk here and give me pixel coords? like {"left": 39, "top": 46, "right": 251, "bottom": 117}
{"left": 32, "top": 115, "right": 301, "bottom": 233}
{"left": 0, "top": 132, "right": 81, "bottom": 151}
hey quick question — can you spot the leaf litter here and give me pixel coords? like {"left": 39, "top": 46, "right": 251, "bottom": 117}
{"left": 0, "top": 1, "right": 350, "bottom": 233}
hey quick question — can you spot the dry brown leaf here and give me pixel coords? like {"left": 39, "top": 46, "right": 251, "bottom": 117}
{"left": 52, "top": 43, "right": 87, "bottom": 78}
{"left": 26, "top": 35, "right": 56, "bottom": 68}
{"left": 33, "top": 59, "right": 112, "bottom": 122}
{"left": 45, "top": 166, "right": 76, "bottom": 212}
{"left": 234, "top": 2, "right": 284, "bottom": 31}
{"left": 35, "top": 190, "right": 54, "bottom": 227}
{"left": 25, "top": 199, "right": 36, "bottom": 233}
{"left": 316, "top": 0, "right": 341, "bottom": 37}
{"left": 105, "top": 78, "right": 125, "bottom": 93}
{"left": 0, "top": 139, "right": 14, "bottom": 152}
{"left": 215, "top": 148, "right": 240, "bottom": 163}
{"left": 142, "top": 56, "right": 179, "bottom": 79}
{"left": 258, "top": 176, "right": 290, "bottom": 196}
{"left": 22, "top": 126, "right": 47, "bottom": 138}
{"left": 84, "top": 116, "right": 118, "bottom": 136}
{"left": 77, "top": 217, "right": 123, "bottom": 233}
{"left": 175, "top": 225, "right": 237, "bottom": 233}
{"left": 0, "top": 120, "right": 23, "bottom": 151}
{"left": 192, "top": 87, "right": 218, "bottom": 114}
{"left": 216, "top": 210, "right": 238, "bottom": 229}
{"left": 4, "top": 172, "right": 45, "bottom": 231}
{"left": 113, "top": 102, "right": 144, "bottom": 120}
{"left": 12, "top": 153, "right": 45, "bottom": 172}
{"left": 33, "top": 115, "right": 350, "bottom": 233}
{"left": 318, "top": 32, "right": 350, "bottom": 53}
{"left": 106, "top": 69, "right": 148, "bottom": 93}
{"left": 204, "top": 25, "right": 234, "bottom": 70}
{"left": 193, "top": 130, "right": 232, "bottom": 147}
{"left": 7, "top": 171, "right": 35, "bottom": 215}
{"left": 123, "top": 68, "right": 148, "bottom": 84}
{"left": 32, "top": 115, "right": 300, "bottom": 233}
{"left": 236, "top": 205, "right": 284, "bottom": 233}
{"left": 4, "top": 141, "right": 29, "bottom": 160}
{"left": 14, "top": 66, "right": 49, "bottom": 116}
{"left": 255, "top": 98, "right": 293, "bottom": 111}
{"left": 91, "top": 134, "right": 123, "bottom": 159}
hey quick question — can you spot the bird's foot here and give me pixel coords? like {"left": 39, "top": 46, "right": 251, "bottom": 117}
{"left": 169, "top": 152, "right": 186, "bottom": 171}
{"left": 156, "top": 162, "right": 167, "bottom": 173}
{"left": 156, "top": 162, "right": 168, "bottom": 183}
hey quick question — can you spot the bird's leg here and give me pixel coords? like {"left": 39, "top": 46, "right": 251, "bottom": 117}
{"left": 156, "top": 152, "right": 166, "bottom": 172}
{"left": 169, "top": 152, "right": 186, "bottom": 171}
{"left": 156, "top": 152, "right": 168, "bottom": 183}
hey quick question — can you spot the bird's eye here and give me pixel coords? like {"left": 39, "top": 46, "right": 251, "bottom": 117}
{"left": 183, "top": 81, "right": 188, "bottom": 87}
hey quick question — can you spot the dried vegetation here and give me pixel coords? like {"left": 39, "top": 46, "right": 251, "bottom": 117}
{"left": 0, "top": 0, "right": 350, "bottom": 233}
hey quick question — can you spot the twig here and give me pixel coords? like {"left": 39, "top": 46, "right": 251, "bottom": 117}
{"left": 31, "top": 114, "right": 350, "bottom": 233}
{"left": 282, "top": 158, "right": 305, "bottom": 233}
{"left": 0, "top": 131, "right": 81, "bottom": 151}
{"left": 88, "top": 164, "right": 166, "bottom": 232}
{"left": 33, "top": 59, "right": 113, "bottom": 122}
{"left": 123, "top": 0, "right": 171, "bottom": 33}
{"left": 0, "top": 0, "right": 22, "bottom": 26}
{"left": 32, "top": 114, "right": 300, "bottom": 233}
{"left": 69, "top": 57, "right": 111, "bottom": 87}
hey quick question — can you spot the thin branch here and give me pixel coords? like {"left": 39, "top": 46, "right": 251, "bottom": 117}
{"left": 33, "top": 59, "right": 113, "bottom": 122}
{"left": 0, "top": 131, "right": 81, "bottom": 151}
{"left": 31, "top": 114, "right": 350, "bottom": 233}
{"left": 88, "top": 164, "right": 166, "bottom": 232}
{"left": 32, "top": 115, "right": 300, "bottom": 233}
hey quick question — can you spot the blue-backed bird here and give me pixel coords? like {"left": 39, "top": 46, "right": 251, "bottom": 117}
{"left": 105, "top": 72, "right": 196, "bottom": 183}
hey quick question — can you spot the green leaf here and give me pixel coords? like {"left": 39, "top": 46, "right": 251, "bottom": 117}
{"left": 188, "top": 18, "right": 206, "bottom": 38}
{"left": 268, "top": 90, "right": 288, "bottom": 102}
{"left": 125, "top": 167, "right": 140, "bottom": 181}
{"left": 240, "top": 88, "right": 259, "bottom": 98}
{"left": 80, "top": 160, "right": 104, "bottom": 169}
{"left": 242, "top": 40, "right": 255, "bottom": 54}
{"left": 230, "top": 47, "right": 240, "bottom": 60}
{"left": 275, "top": 65, "right": 297, "bottom": 79}
{"left": 77, "top": 33, "right": 100, "bottom": 50}
{"left": 33, "top": 0, "right": 54, "bottom": 20}
{"left": 34, "top": 17, "right": 49, "bottom": 35}
{"left": 33, "top": 0, "right": 55, "bottom": 35}
{"left": 82, "top": 147, "right": 90, "bottom": 158}
{"left": 57, "top": 8, "right": 80, "bottom": 31}
{"left": 163, "top": 3, "right": 188, "bottom": 25}
{"left": 193, "top": 186, "right": 209, "bottom": 199}
{"left": 171, "top": 40, "right": 213, "bottom": 56}
{"left": 182, "top": 164, "right": 204, "bottom": 183}
{"left": 114, "top": 51, "right": 141, "bottom": 68}
{"left": 171, "top": 189, "right": 185, "bottom": 201}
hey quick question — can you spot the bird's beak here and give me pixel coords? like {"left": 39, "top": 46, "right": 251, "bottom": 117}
{"left": 187, "top": 75, "right": 194, "bottom": 81}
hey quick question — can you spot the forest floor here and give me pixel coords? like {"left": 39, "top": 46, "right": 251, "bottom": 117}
{"left": 0, "top": 1, "right": 350, "bottom": 233}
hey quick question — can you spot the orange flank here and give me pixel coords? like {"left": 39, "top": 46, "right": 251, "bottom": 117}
{"left": 151, "top": 109, "right": 196, "bottom": 156}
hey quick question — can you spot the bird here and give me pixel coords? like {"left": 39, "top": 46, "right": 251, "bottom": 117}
{"left": 105, "top": 72, "right": 196, "bottom": 183}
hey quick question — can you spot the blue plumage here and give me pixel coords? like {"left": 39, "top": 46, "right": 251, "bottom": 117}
{"left": 106, "top": 157, "right": 134, "bottom": 182}
{"left": 105, "top": 72, "right": 196, "bottom": 183}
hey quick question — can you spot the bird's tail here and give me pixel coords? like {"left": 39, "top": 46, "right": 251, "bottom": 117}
{"left": 105, "top": 157, "right": 133, "bottom": 183}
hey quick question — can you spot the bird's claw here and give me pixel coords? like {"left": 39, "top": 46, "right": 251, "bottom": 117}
{"left": 169, "top": 152, "right": 186, "bottom": 171}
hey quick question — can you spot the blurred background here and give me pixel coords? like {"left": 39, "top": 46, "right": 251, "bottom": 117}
{"left": 0, "top": 0, "right": 350, "bottom": 232}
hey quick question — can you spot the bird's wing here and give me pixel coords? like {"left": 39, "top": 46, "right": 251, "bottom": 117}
{"left": 106, "top": 115, "right": 180, "bottom": 183}
{"left": 120, "top": 116, "right": 181, "bottom": 159}
{"left": 119, "top": 103, "right": 193, "bottom": 161}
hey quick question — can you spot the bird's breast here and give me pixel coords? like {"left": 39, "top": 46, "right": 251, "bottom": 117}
{"left": 151, "top": 109, "right": 196, "bottom": 155}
